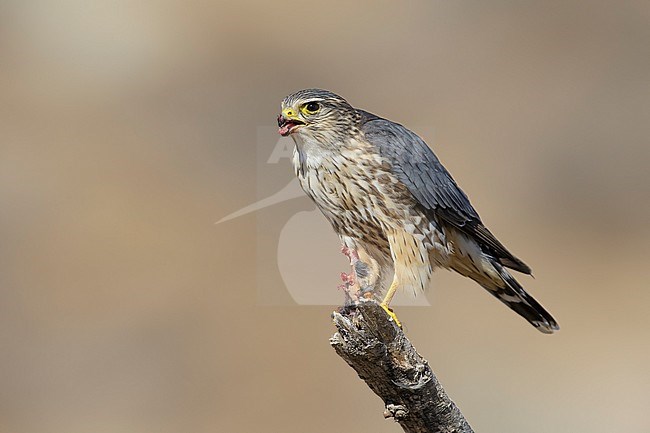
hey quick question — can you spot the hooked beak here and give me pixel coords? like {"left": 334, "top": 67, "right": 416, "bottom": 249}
{"left": 277, "top": 108, "right": 304, "bottom": 136}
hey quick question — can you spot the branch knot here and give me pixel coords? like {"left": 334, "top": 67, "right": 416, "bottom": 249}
{"left": 384, "top": 403, "right": 409, "bottom": 420}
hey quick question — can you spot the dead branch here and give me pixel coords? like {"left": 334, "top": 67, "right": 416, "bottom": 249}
{"left": 330, "top": 301, "right": 474, "bottom": 433}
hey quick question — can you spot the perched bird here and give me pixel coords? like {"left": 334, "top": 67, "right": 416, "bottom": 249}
{"left": 277, "top": 89, "right": 559, "bottom": 333}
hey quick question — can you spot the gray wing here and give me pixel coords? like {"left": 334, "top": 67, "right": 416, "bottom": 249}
{"left": 359, "top": 112, "right": 531, "bottom": 274}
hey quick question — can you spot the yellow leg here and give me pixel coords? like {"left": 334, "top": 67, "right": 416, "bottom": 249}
{"left": 380, "top": 279, "right": 402, "bottom": 327}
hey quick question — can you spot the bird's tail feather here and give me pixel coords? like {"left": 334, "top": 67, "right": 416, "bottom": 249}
{"left": 476, "top": 261, "right": 559, "bottom": 334}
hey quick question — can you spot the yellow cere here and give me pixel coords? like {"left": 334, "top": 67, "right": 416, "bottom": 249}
{"left": 282, "top": 108, "right": 297, "bottom": 119}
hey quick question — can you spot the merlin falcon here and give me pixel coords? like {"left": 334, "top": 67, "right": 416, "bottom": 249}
{"left": 277, "top": 89, "right": 559, "bottom": 333}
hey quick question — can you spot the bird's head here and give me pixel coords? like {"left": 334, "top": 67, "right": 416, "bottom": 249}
{"left": 278, "top": 89, "right": 357, "bottom": 144}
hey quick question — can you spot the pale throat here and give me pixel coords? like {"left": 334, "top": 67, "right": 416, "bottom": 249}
{"left": 291, "top": 129, "right": 364, "bottom": 174}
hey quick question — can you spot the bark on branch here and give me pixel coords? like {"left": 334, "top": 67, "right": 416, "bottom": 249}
{"left": 330, "top": 301, "right": 474, "bottom": 433}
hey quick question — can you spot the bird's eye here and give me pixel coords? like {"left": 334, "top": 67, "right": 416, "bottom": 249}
{"left": 302, "top": 101, "right": 320, "bottom": 114}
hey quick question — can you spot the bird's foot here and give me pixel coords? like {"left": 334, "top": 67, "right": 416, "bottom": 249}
{"left": 380, "top": 303, "right": 402, "bottom": 328}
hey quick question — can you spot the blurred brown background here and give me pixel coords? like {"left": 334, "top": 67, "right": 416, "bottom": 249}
{"left": 1, "top": 1, "right": 649, "bottom": 432}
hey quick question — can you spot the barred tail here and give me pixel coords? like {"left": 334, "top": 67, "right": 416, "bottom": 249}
{"left": 477, "top": 261, "right": 559, "bottom": 334}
